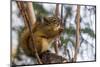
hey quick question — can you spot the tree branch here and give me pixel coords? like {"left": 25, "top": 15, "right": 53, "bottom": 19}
{"left": 27, "top": 2, "right": 36, "bottom": 25}
{"left": 53, "top": 4, "right": 60, "bottom": 55}
{"left": 55, "top": 3, "right": 59, "bottom": 16}
{"left": 73, "top": 5, "right": 80, "bottom": 62}
{"left": 61, "top": 4, "right": 64, "bottom": 24}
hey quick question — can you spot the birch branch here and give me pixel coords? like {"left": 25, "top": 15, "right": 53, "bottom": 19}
{"left": 73, "top": 5, "right": 80, "bottom": 62}
{"left": 27, "top": 2, "right": 36, "bottom": 25}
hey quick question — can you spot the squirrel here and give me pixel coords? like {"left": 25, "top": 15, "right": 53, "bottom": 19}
{"left": 19, "top": 16, "right": 64, "bottom": 57}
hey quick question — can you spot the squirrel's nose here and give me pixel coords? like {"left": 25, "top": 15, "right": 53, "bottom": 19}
{"left": 59, "top": 26, "right": 64, "bottom": 33}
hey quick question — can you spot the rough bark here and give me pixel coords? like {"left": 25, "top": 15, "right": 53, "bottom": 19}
{"left": 39, "top": 51, "right": 67, "bottom": 64}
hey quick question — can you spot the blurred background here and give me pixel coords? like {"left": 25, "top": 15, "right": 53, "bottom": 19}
{"left": 12, "top": 1, "right": 96, "bottom": 65}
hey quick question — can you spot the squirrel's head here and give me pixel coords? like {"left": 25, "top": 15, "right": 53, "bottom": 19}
{"left": 43, "top": 16, "right": 64, "bottom": 36}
